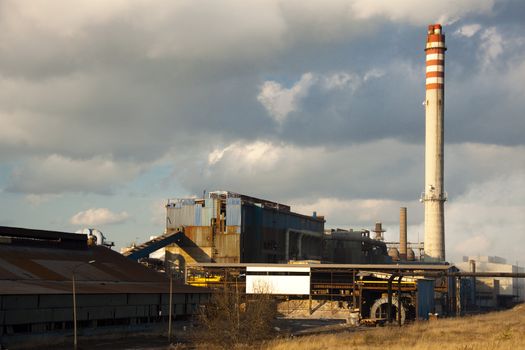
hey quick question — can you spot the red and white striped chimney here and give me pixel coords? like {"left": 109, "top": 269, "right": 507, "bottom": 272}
{"left": 422, "top": 24, "right": 447, "bottom": 262}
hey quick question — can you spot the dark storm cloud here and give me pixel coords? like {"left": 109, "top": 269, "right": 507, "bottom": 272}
{"left": 0, "top": 0, "right": 521, "bottom": 199}
{"left": 2, "top": 0, "right": 524, "bottom": 265}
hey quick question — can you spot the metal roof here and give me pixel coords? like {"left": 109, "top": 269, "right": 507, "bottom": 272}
{"left": 0, "top": 280, "right": 205, "bottom": 295}
{"left": 0, "top": 228, "right": 209, "bottom": 295}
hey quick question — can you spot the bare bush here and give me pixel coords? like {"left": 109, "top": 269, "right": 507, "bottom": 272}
{"left": 193, "top": 286, "right": 277, "bottom": 348}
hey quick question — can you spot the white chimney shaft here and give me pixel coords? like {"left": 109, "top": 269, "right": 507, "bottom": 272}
{"left": 423, "top": 24, "right": 447, "bottom": 262}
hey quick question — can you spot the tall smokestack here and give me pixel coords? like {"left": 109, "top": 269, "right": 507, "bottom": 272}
{"left": 399, "top": 207, "right": 407, "bottom": 260}
{"left": 422, "top": 24, "right": 447, "bottom": 262}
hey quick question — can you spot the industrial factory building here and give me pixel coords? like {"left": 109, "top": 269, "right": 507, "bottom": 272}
{"left": 160, "top": 191, "right": 390, "bottom": 272}
{"left": 4, "top": 23, "right": 523, "bottom": 349}
{"left": 455, "top": 256, "right": 525, "bottom": 307}
{"left": 0, "top": 226, "right": 209, "bottom": 349}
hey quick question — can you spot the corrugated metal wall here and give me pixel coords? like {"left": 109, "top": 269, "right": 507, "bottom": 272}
{"left": 226, "top": 197, "right": 241, "bottom": 226}
{"left": 240, "top": 203, "right": 324, "bottom": 263}
{"left": 165, "top": 226, "right": 214, "bottom": 269}
{"left": 417, "top": 279, "right": 435, "bottom": 320}
{"left": 167, "top": 199, "right": 217, "bottom": 229}
{"left": 0, "top": 293, "right": 207, "bottom": 325}
{"left": 166, "top": 196, "right": 324, "bottom": 264}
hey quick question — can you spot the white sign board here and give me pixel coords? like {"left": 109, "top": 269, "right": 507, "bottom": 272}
{"left": 246, "top": 266, "right": 310, "bottom": 295}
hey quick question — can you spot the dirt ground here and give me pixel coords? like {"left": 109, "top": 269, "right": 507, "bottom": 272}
{"left": 26, "top": 304, "right": 525, "bottom": 350}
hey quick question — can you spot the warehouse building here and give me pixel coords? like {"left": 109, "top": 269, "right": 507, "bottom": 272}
{"left": 0, "top": 226, "right": 209, "bottom": 348}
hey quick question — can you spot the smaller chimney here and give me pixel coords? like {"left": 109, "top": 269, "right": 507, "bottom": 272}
{"left": 399, "top": 207, "right": 407, "bottom": 260}
{"left": 469, "top": 259, "right": 477, "bottom": 308}
{"left": 373, "top": 222, "right": 385, "bottom": 241}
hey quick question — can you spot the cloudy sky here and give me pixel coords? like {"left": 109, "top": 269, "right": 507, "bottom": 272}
{"left": 1, "top": 0, "right": 523, "bottom": 265}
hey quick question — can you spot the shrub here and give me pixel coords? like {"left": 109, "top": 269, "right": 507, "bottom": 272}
{"left": 194, "top": 286, "right": 277, "bottom": 348}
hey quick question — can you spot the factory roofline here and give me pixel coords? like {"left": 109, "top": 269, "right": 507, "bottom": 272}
{"left": 167, "top": 190, "right": 325, "bottom": 223}
{"left": 0, "top": 226, "right": 209, "bottom": 295}
{"left": 167, "top": 190, "right": 291, "bottom": 211}
{"left": 0, "top": 280, "right": 207, "bottom": 295}
{"left": 190, "top": 262, "right": 453, "bottom": 270}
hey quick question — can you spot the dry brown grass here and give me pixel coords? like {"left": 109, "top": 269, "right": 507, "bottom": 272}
{"left": 263, "top": 304, "right": 525, "bottom": 350}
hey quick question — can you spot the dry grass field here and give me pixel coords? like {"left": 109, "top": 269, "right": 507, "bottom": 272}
{"left": 263, "top": 304, "right": 525, "bottom": 350}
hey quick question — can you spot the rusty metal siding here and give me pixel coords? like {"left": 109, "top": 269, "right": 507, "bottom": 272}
{"left": 183, "top": 226, "right": 213, "bottom": 247}
{"left": 165, "top": 247, "right": 213, "bottom": 266}
{"left": 226, "top": 225, "right": 240, "bottom": 234}
{"left": 166, "top": 195, "right": 323, "bottom": 264}
{"left": 214, "top": 233, "right": 240, "bottom": 263}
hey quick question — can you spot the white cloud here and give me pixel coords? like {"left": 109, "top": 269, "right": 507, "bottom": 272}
{"left": 351, "top": 0, "right": 495, "bottom": 25}
{"left": 186, "top": 140, "right": 525, "bottom": 204}
{"left": 207, "top": 141, "right": 281, "bottom": 169}
{"left": 363, "top": 68, "right": 385, "bottom": 82}
{"left": 453, "top": 235, "right": 491, "bottom": 257}
{"left": 24, "top": 194, "right": 61, "bottom": 206}
{"left": 0, "top": 0, "right": 287, "bottom": 68}
{"left": 257, "top": 69, "right": 384, "bottom": 123}
{"left": 70, "top": 208, "right": 130, "bottom": 226}
{"left": 293, "top": 197, "right": 421, "bottom": 230}
{"left": 455, "top": 23, "right": 482, "bottom": 37}
{"left": 257, "top": 73, "right": 316, "bottom": 123}
{"left": 150, "top": 199, "right": 168, "bottom": 227}
{"left": 0, "top": 0, "right": 522, "bottom": 267}
{"left": 322, "top": 72, "right": 360, "bottom": 90}
{"left": 446, "top": 172, "right": 525, "bottom": 264}
{"left": 181, "top": 139, "right": 423, "bottom": 203}
{"left": 0, "top": 111, "right": 32, "bottom": 147}
{"left": 480, "top": 27, "right": 505, "bottom": 68}
{"left": 6, "top": 154, "right": 143, "bottom": 195}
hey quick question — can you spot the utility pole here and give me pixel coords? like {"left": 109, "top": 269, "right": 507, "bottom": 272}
{"left": 168, "top": 271, "right": 173, "bottom": 342}
{"left": 72, "top": 260, "right": 95, "bottom": 350}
